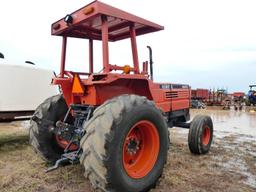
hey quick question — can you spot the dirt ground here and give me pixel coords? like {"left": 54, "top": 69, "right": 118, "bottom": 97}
{"left": 0, "top": 108, "right": 255, "bottom": 192}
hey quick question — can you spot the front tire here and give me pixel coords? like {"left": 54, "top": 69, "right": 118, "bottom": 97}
{"left": 188, "top": 115, "right": 213, "bottom": 154}
{"left": 80, "top": 95, "right": 169, "bottom": 192}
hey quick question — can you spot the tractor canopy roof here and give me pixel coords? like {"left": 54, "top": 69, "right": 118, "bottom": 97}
{"left": 51, "top": 0, "right": 164, "bottom": 41}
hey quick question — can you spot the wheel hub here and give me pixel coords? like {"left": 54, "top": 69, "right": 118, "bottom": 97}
{"left": 123, "top": 120, "right": 160, "bottom": 179}
{"left": 126, "top": 137, "right": 140, "bottom": 155}
{"left": 202, "top": 126, "right": 211, "bottom": 145}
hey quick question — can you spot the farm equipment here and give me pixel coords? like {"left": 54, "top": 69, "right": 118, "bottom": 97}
{"left": 246, "top": 85, "right": 256, "bottom": 106}
{"left": 232, "top": 92, "right": 245, "bottom": 110}
{"left": 29, "top": 1, "right": 213, "bottom": 192}
{"left": 218, "top": 92, "right": 245, "bottom": 110}
{"left": 207, "top": 88, "right": 227, "bottom": 106}
{"left": 191, "top": 89, "right": 208, "bottom": 108}
{"left": 191, "top": 89, "right": 209, "bottom": 102}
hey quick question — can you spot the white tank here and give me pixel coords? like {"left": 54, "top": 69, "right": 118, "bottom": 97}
{"left": 0, "top": 60, "right": 59, "bottom": 119}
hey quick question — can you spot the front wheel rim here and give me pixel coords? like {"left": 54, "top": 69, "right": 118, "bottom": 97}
{"left": 122, "top": 120, "right": 160, "bottom": 179}
{"left": 202, "top": 126, "right": 211, "bottom": 145}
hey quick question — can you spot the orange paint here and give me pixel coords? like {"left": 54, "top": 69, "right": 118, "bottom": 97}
{"left": 122, "top": 120, "right": 160, "bottom": 178}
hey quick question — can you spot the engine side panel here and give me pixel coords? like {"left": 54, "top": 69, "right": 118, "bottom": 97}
{"left": 149, "top": 82, "right": 190, "bottom": 112}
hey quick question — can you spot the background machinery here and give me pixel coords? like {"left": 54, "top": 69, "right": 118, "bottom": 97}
{"left": 246, "top": 85, "right": 256, "bottom": 106}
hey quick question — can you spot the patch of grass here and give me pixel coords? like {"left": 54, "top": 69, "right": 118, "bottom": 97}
{"left": 0, "top": 122, "right": 29, "bottom": 146}
{"left": 0, "top": 122, "right": 92, "bottom": 192}
{"left": 0, "top": 133, "right": 28, "bottom": 146}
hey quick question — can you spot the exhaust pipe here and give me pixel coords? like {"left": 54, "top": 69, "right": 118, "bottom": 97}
{"left": 147, "top": 46, "right": 153, "bottom": 81}
{"left": 0, "top": 52, "right": 4, "bottom": 59}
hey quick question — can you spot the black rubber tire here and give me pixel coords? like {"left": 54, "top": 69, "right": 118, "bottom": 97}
{"left": 29, "top": 94, "right": 68, "bottom": 163}
{"left": 80, "top": 94, "right": 169, "bottom": 192}
{"left": 188, "top": 115, "right": 213, "bottom": 154}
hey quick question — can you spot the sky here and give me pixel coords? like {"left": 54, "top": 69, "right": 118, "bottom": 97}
{"left": 1, "top": 0, "right": 256, "bottom": 92}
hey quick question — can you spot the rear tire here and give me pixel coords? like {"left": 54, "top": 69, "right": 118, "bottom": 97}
{"left": 188, "top": 115, "right": 213, "bottom": 154}
{"left": 80, "top": 94, "right": 169, "bottom": 192}
{"left": 29, "top": 94, "right": 68, "bottom": 163}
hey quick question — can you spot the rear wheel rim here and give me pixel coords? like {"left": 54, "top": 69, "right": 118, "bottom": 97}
{"left": 122, "top": 120, "right": 160, "bottom": 179}
{"left": 202, "top": 126, "right": 211, "bottom": 145}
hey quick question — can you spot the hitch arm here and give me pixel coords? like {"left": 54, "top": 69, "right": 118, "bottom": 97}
{"left": 45, "top": 157, "right": 69, "bottom": 173}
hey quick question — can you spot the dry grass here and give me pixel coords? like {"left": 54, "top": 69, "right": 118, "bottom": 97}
{"left": 0, "top": 142, "right": 92, "bottom": 192}
{"left": 0, "top": 122, "right": 28, "bottom": 146}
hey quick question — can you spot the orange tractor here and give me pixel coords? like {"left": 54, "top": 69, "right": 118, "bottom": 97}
{"left": 29, "top": 1, "right": 213, "bottom": 191}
